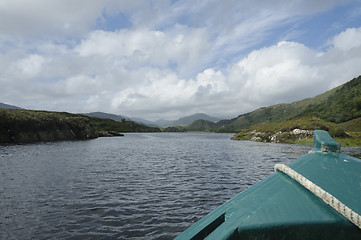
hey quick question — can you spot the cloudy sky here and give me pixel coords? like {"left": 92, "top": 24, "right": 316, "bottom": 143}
{"left": 1, "top": 0, "right": 361, "bottom": 120}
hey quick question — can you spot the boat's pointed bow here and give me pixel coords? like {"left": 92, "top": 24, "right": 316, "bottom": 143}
{"left": 312, "top": 130, "right": 340, "bottom": 153}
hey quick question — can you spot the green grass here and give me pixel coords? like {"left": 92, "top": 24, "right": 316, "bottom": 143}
{"left": 338, "top": 118, "right": 361, "bottom": 132}
{"left": 294, "top": 138, "right": 313, "bottom": 145}
{"left": 335, "top": 132, "right": 361, "bottom": 147}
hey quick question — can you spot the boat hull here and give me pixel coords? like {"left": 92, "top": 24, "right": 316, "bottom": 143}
{"left": 175, "top": 131, "right": 361, "bottom": 239}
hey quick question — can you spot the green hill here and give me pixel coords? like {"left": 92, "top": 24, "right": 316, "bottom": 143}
{"left": 0, "top": 102, "right": 23, "bottom": 109}
{"left": 181, "top": 87, "right": 341, "bottom": 133}
{"left": 171, "top": 113, "right": 219, "bottom": 126}
{"left": 297, "top": 76, "right": 361, "bottom": 123}
{"left": 161, "top": 126, "right": 187, "bottom": 132}
{"left": 182, "top": 75, "right": 361, "bottom": 146}
{"left": 82, "top": 112, "right": 130, "bottom": 121}
{"left": 189, "top": 75, "right": 358, "bottom": 132}
{"left": 156, "top": 113, "right": 220, "bottom": 127}
{"left": 186, "top": 119, "right": 219, "bottom": 132}
{"left": 217, "top": 75, "right": 360, "bottom": 131}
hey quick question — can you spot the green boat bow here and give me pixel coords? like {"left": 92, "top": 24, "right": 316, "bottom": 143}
{"left": 175, "top": 130, "right": 361, "bottom": 240}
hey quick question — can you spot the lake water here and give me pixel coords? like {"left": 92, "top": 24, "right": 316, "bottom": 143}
{"left": 1, "top": 133, "right": 359, "bottom": 239}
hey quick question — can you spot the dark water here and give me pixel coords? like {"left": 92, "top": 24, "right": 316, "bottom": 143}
{"left": 1, "top": 133, "right": 358, "bottom": 239}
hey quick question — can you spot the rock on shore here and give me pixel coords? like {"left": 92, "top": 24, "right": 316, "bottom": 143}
{"left": 235, "top": 128, "right": 313, "bottom": 143}
{"left": 96, "top": 131, "right": 124, "bottom": 137}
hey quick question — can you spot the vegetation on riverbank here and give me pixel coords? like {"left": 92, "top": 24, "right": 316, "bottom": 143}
{"left": 161, "top": 126, "right": 187, "bottom": 132}
{"left": 0, "top": 109, "right": 97, "bottom": 143}
{"left": 231, "top": 117, "right": 361, "bottom": 146}
{"left": 0, "top": 109, "right": 160, "bottom": 144}
{"left": 89, "top": 116, "right": 160, "bottom": 133}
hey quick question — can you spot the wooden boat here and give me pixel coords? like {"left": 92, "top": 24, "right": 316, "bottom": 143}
{"left": 175, "top": 130, "right": 361, "bottom": 240}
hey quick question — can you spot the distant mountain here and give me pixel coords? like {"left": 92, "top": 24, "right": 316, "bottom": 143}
{"left": 80, "top": 112, "right": 160, "bottom": 132}
{"left": 0, "top": 102, "right": 22, "bottom": 109}
{"left": 155, "top": 113, "right": 220, "bottom": 127}
{"left": 130, "top": 117, "right": 160, "bottom": 127}
{"left": 153, "top": 119, "right": 172, "bottom": 127}
{"left": 89, "top": 116, "right": 160, "bottom": 133}
{"left": 81, "top": 112, "right": 220, "bottom": 128}
{"left": 186, "top": 119, "right": 219, "bottom": 132}
{"left": 81, "top": 112, "right": 130, "bottom": 121}
{"left": 173, "top": 113, "right": 220, "bottom": 126}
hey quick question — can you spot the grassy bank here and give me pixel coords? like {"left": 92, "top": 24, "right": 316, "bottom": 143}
{"left": 232, "top": 117, "right": 361, "bottom": 147}
{"left": 0, "top": 109, "right": 96, "bottom": 143}
{"left": 0, "top": 109, "right": 161, "bottom": 144}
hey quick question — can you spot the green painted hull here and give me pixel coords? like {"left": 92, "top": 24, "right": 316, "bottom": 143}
{"left": 175, "top": 131, "right": 361, "bottom": 239}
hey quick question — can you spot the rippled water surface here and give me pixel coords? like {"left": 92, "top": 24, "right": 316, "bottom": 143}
{"left": 2, "top": 133, "right": 357, "bottom": 239}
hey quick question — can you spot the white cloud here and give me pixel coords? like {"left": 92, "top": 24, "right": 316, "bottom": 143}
{"left": 0, "top": 1, "right": 360, "bottom": 121}
{"left": 332, "top": 27, "right": 361, "bottom": 51}
{"left": 228, "top": 41, "right": 320, "bottom": 105}
{"left": 225, "top": 28, "right": 361, "bottom": 112}
{"left": 75, "top": 26, "right": 210, "bottom": 74}
{"left": 2, "top": 27, "right": 361, "bottom": 120}
{"left": 102, "top": 28, "right": 361, "bottom": 119}
{"left": 0, "top": 0, "right": 147, "bottom": 37}
{"left": 16, "top": 54, "right": 45, "bottom": 77}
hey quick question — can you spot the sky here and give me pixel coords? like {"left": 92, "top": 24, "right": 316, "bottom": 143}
{"left": 1, "top": 0, "right": 361, "bottom": 121}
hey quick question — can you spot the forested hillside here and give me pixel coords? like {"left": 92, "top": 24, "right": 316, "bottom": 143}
{"left": 298, "top": 76, "right": 361, "bottom": 123}
{"left": 185, "top": 75, "right": 360, "bottom": 133}
{"left": 220, "top": 75, "right": 361, "bottom": 131}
